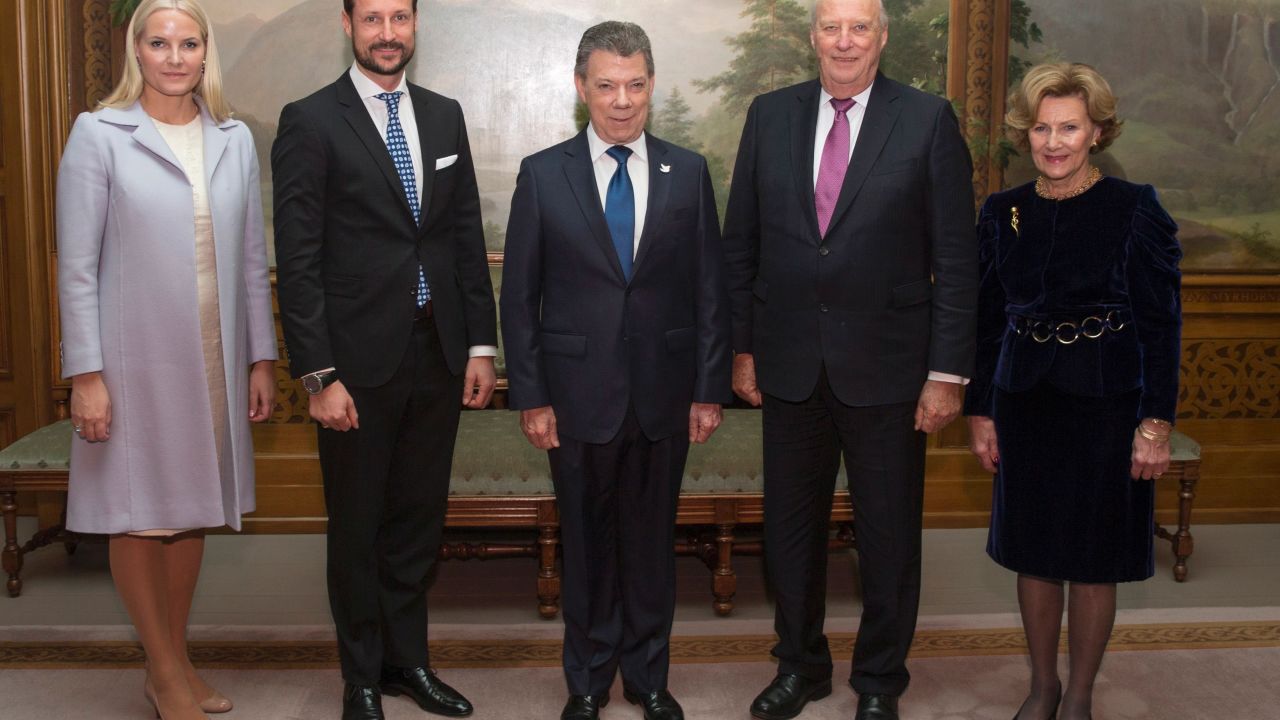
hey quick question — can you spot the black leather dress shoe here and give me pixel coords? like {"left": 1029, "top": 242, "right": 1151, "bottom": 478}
{"left": 623, "top": 688, "right": 684, "bottom": 720}
{"left": 855, "top": 693, "right": 899, "bottom": 720}
{"left": 342, "top": 684, "right": 385, "bottom": 720}
{"left": 749, "top": 673, "right": 832, "bottom": 720}
{"left": 380, "top": 666, "right": 473, "bottom": 717}
{"left": 560, "top": 694, "right": 609, "bottom": 720}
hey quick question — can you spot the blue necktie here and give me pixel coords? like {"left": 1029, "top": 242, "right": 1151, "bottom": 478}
{"left": 376, "top": 91, "right": 430, "bottom": 307}
{"left": 604, "top": 145, "right": 635, "bottom": 281}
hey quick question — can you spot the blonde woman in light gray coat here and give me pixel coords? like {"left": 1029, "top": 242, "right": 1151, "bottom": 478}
{"left": 56, "top": 1, "right": 275, "bottom": 717}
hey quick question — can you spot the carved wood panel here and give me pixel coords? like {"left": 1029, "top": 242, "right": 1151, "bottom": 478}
{"left": 0, "top": 199, "right": 10, "bottom": 379}
{"left": 1179, "top": 341, "right": 1280, "bottom": 419}
{"left": 0, "top": 407, "right": 15, "bottom": 449}
{"left": 81, "top": 0, "right": 112, "bottom": 110}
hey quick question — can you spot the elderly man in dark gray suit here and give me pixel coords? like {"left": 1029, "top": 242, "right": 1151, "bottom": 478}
{"left": 722, "top": 1, "right": 978, "bottom": 718}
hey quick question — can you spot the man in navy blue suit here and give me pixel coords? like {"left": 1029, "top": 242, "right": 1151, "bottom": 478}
{"left": 501, "top": 20, "right": 732, "bottom": 720}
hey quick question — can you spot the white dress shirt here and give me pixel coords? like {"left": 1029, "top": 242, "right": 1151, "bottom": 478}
{"left": 586, "top": 123, "right": 649, "bottom": 259}
{"left": 810, "top": 81, "right": 965, "bottom": 386}
{"left": 349, "top": 64, "right": 424, "bottom": 206}
{"left": 345, "top": 64, "right": 496, "bottom": 360}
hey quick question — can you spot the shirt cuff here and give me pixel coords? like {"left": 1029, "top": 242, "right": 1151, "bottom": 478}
{"left": 469, "top": 345, "right": 499, "bottom": 358}
{"left": 927, "top": 371, "right": 969, "bottom": 385}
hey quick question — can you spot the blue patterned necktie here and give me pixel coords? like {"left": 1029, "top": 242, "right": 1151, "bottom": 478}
{"left": 376, "top": 91, "right": 430, "bottom": 307}
{"left": 604, "top": 145, "right": 635, "bottom": 281}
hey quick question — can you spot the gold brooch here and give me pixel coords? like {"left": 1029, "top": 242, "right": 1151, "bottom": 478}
{"left": 1010, "top": 206, "right": 1020, "bottom": 236}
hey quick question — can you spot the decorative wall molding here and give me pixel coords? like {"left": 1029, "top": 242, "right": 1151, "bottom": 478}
{"left": 81, "top": 0, "right": 111, "bottom": 110}
{"left": 0, "top": 200, "right": 11, "bottom": 379}
{"left": 949, "top": 0, "right": 1010, "bottom": 204}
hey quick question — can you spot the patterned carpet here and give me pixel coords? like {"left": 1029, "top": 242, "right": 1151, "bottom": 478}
{"left": 4, "top": 621, "right": 1278, "bottom": 669}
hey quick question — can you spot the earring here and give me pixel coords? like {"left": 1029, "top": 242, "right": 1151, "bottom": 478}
{"left": 201, "top": 59, "right": 206, "bottom": 74}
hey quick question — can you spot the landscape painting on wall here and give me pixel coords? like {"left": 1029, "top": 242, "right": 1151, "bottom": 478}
{"left": 205, "top": 0, "right": 954, "bottom": 261}
{"left": 1010, "top": 0, "right": 1280, "bottom": 271}
{"left": 195, "top": 0, "right": 1280, "bottom": 271}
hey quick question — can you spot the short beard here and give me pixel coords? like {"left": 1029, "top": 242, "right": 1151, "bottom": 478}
{"left": 353, "top": 40, "right": 414, "bottom": 78}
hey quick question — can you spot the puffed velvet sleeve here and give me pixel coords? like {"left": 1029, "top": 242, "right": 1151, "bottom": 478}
{"left": 1125, "top": 185, "right": 1182, "bottom": 422}
{"left": 962, "top": 196, "right": 1007, "bottom": 417}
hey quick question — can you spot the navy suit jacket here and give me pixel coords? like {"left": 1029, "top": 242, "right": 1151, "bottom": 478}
{"left": 723, "top": 75, "right": 978, "bottom": 406}
{"left": 501, "top": 131, "right": 732, "bottom": 444}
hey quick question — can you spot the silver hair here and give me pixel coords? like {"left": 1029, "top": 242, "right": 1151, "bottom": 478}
{"left": 810, "top": 0, "right": 889, "bottom": 29}
{"left": 574, "top": 21, "right": 655, "bottom": 78}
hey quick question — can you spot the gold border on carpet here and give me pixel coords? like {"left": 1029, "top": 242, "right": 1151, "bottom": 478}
{"left": 2, "top": 622, "right": 1277, "bottom": 669}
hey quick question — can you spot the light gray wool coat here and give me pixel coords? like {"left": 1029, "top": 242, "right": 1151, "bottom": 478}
{"left": 57, "top": 99, "right": 276, "bottom": 534}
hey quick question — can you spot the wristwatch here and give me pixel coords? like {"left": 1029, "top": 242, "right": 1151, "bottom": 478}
{"left": 301, "top": 369, "right": 338, "bottom": 395}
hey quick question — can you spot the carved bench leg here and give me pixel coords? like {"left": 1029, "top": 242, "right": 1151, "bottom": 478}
{"left": 712, "top": 521, "right": 736, "bottom": 616}
{"left": 1172, "top": 468, "right": 1198, "bottom": 582}
{"left": 536, "top": 501, "right": 561, "bottom": 619}
{"left": 2, "top": 491, "right": 22, "bottom": 597}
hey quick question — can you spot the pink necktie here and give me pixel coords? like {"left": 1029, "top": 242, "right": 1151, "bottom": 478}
{"left": 815, "top": 97, "right": 856, "bottom": 237}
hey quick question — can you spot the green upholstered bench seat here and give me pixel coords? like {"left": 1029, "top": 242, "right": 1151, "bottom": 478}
{"left": 0, "top": 411, "right": 1202, "bottom": 611}
{"left": 1169, "top": 431, "right": 1200, "bottom": 463}
{"left": 0, "top": 419, "right": 73, "bottom": 471}
{"left": 449, "top": 410, "right": 850, "bottom": 496}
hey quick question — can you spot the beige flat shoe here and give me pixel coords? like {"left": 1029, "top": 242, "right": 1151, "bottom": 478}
{"left": 198, "top": 690, "right": 233, "bottom": 714}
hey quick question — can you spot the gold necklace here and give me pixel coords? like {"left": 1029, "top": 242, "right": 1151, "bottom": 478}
{"left": 1035, "top": 165, "right": 1102, "bottom": 200}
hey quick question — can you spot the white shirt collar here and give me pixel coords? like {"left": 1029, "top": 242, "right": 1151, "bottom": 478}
{"left": 586, "top": 123, "right": 648, "bottom": 164}
{"left": 348, "top": 63, "right": 409, "bottom": 100}
{"left": 819, "top": 80, "right": 874, "bottom": 110}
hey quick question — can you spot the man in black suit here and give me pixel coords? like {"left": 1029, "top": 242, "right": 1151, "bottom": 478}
{"left": 501, "top": 20, "right": 732, "bottom": 720}
{"left": 272, "top": 1, "right": 496, "bottom": 718}
{"left": 723, "top": 1, "right": 977, "bottom": 718}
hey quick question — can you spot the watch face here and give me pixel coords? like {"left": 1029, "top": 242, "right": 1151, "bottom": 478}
{"left": 303, "top": 375, "right": 322, "bottom": 394}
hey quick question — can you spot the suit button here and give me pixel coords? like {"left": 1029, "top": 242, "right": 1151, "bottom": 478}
{"left": 819, "top": 246, "right": 829, "bottom": 256}
{"left": 819, "top": 304, "right": 829, "bottom": 313}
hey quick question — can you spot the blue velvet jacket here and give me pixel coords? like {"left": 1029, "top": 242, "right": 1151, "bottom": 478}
{"left": 962, "top": 177, "right": 1182, "bottom": 421}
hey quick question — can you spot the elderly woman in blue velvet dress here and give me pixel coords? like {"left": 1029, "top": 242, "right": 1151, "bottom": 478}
{"left": 963, "top": 63, "right": 1181, "bottom": 720}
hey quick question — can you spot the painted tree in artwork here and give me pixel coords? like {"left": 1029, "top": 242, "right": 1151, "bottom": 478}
{"left": 652, "top": 87, "right": 697, "bottom": 148}
{"left": 695, "top": 0, "right": 815, "bottom": 113}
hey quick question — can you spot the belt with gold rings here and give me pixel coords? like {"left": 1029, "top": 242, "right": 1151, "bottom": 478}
{"left": 1009, "top": 310, "right": 1128, "bottom": 345}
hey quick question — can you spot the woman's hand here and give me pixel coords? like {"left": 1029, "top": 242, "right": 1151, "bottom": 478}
{"left": 967, "top": 415, "right": 1000, "bottom": 473}
{"left": 248, "top": 360, "right": 276, "bottom": 423}
{"left": 1130, "top": 420, "right": 1171, "bottom": 480}
{"left": 70, "top": 372, "right": 111, "bottom": 442}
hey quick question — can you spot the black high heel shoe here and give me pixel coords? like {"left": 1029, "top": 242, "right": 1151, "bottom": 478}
{"left": 1012, "top": 683, "right": 1061, "bottom": 720}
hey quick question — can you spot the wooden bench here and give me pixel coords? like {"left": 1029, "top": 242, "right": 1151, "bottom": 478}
{"left": 1, "top": 411, "right": 1202, "bottom": 613}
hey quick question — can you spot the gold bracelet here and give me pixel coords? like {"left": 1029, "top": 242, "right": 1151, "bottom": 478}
{"left": 1137, "top": 424, "right": 1170, "bottom": 443}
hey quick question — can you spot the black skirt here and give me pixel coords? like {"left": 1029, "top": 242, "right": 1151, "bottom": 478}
{"left": 987, "top": 380, "right": 1154, "bottom": 583}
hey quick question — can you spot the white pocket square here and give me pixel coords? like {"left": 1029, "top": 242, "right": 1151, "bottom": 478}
{"left": 435, "top": 154, "right": 458, "bottom": 170}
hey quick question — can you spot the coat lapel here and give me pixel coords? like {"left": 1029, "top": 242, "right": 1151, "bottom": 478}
{"left": 826, "top": 76, "right": 902, "bottom": 235}
{"left": 563, "top": 131, "right": 627, "bottom": 283}
{"left": 197, "top": 97, "right": 232, "bottom": 188}
{"left": 790, "top": 81, "right": 823, "bottom": 243}
{"left": 409, "top": 84, "right": 434, "bottom": 230}
{"left": 631, "top": 133, "right": 670, "bottom": 277}
{"left": 100, "top": 103, "right": 184, "bottom": 174}
{"left": 336, "top": 73, "right": 417, "bottom": 224}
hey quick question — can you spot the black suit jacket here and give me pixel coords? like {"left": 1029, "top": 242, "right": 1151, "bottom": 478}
{"left": 723, "top": 74, "right": 978, "bottom": 406}
{"left": 501, "top": 131, "right": 732, "bottom": 444}
{"left": 272, "top": 72, "right": 496, "bottom": 386}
